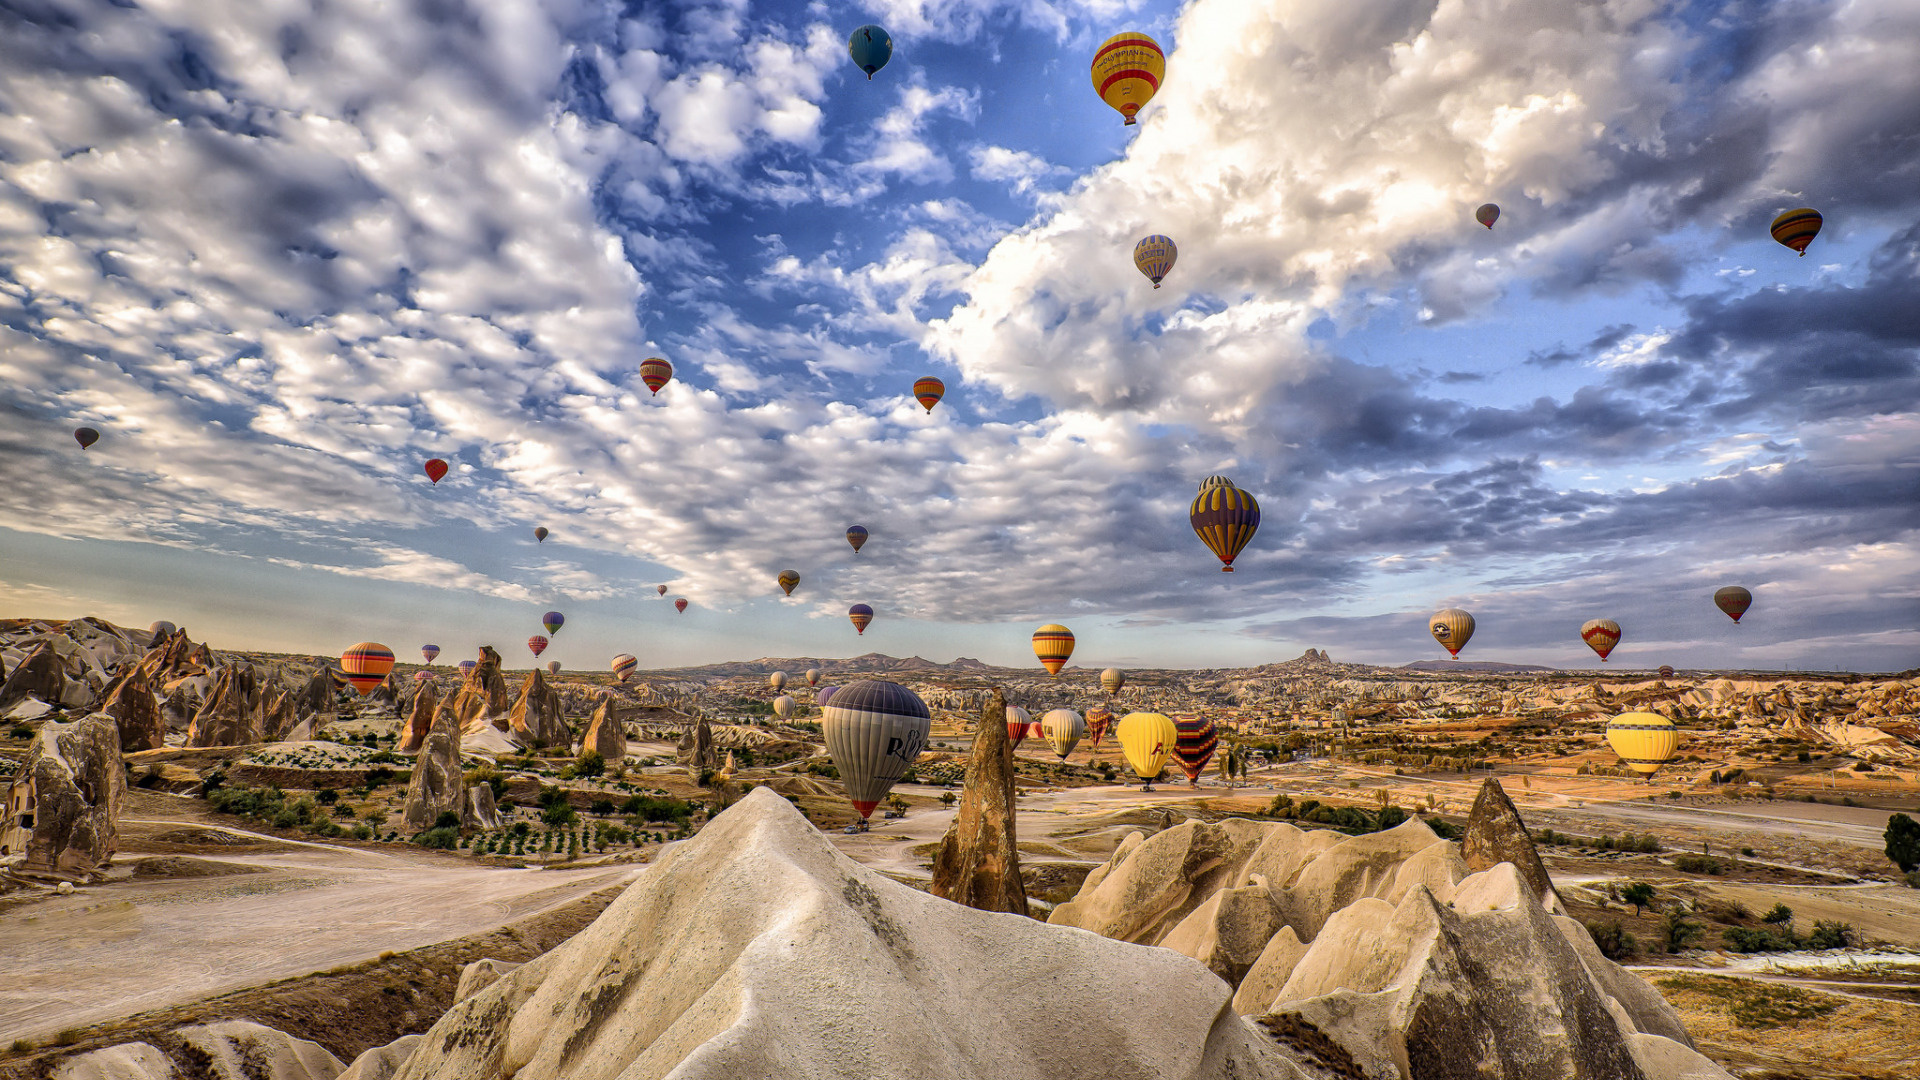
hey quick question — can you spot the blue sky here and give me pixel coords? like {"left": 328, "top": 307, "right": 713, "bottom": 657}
{"left": 1, "top": 0, "right": 1916, "bottom": 674}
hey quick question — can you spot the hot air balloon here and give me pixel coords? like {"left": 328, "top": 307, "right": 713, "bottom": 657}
{"left": 1770, "top": 208, "right": 1822, "bottom": 256}
{"left": 420, "top": 644, "right": 441, "bottom": 664}
{"left": 1714, "top": 586, "right": 1752, "bottom": 623}
{"left": 778, "top": 570, "right": 800, "bottom": 597}
{"left": 773, "top": 695, "right": 795, "bottom": 721}
{"left": 527, "top": 635, "right": 549, "bottom": 657}
{"left": 1581, "top": 619, "right": 1622, "bottom": 662}
{"left": 1172, "top": 715, "right": 1217, "bottom": 786}
{"left": 1657, "top": 665, "right": 1675, "bottom": 679}
{"left": 639, "top": 356, "right": 674, "bottom": 395}
{"left": 849, "top": 603, "right": 874, "bottom": 635}
{"left": 1190, "top": 477, "right": 1260, "bottom": 572}
{"left": 1101, "top": 667, "right": 1125, "bottom": 694}
{"left": 769, "top": 671, "right": 788, "bottom": 692}
{"left": 534, "top": 527, "right": 549, "bottom": 543}
{"left": 657, "top": 585, "right": 668, "bottom": 597}
{"left": 822, "top": 680, "right": 930, "bottom": 827}
{"left": 1475, "top": 203, "right": 1500, "bottom": 229}
{"left": 542, "top": 611, "right": 564, "bottom": 635}
{"left": 413, "top": 670, "right": 432, "bottom": 683}
{"left": 806, "top": 668, "right": 820, "bottom": 687}
{"left": 1006, "top": 705, "right": 1033, "bottom": 749}
{"left": 911, "top": 376, "right": 946, "bottom": 414}
{"left": 1041, "top": 709, "right": 1086, "bottom": 761}
{"left": 818, "top": 685, "right": 838, "bottom": 708}
{"left": 1032, "top": 624, "right": 1075, "bottom": 675}
{"left": 148, "top": 621, "right": 177, "bottom": 646}
{"left": 73, "top": 426, "right": 100, "bottom": 450}
{"left": 1429, "top": 609, "right": 1475, "bottom": 658}
{"left": 424, "top": 458, "right": 448, "bottom": 484}
{"left": 674, "top": 598, "right": 689, "bottom": 614}
{"left": 1606, "top": 712, "right": 1679, "bottom": 778}
{"left": 458, "top": 659, "right": 477, "bottom": 675}
{"left": 1117, "top": 712, "right": 1176, "bottom": 789}
{"left": 1091, "top": 31, "right": 1163, "bottom": 126}
{"left": 612, "top": 653, "right": 638, "bottom": 682}
{"left": 547, "top": 660, "right": 561, "bottom": 676}
{"left": 340, "top": 643, "right": 396, "bottom": 696}
{"left": 1133, "top": 235, "right": 1176, "bottom": 288}
{"left": 1086, "top": 704, "right": 1113, "bottom": 749}
{"left": 848, "top": 24, "right": 892, "bottom": 80}
{"left": 846, "top": 525, "right": 869, "bottom": 553}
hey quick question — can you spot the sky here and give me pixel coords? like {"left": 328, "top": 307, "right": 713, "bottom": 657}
{"left": 1, "top": 0, "right": 1917, "bottom": 674}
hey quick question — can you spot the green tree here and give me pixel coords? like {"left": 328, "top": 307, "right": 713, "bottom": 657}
{"left": 574, "top": 749, "right": 606, "bottom": 778}
{"left": 1762, "top": 902, "right": 1794, "bottom": 925}
{"left": 1621, "top": 882, "right": 1655, "bottom": 916}
{"left": 1886, "top": 813, "right": 1920, "bottom": 873}
{"left": 1659, "top": 911, "right": 1703, "bottom": 953}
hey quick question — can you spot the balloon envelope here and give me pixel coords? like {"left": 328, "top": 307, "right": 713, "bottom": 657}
{"left": 611, "top": 653, "right": 638, "bottom": 682}
{"left": 1091, "top": 31, "right": 1164, "bottom": 125}
{"left": 1100, "top": 667, "right": 1125, "bottom": 694}
{"left": 1475, "top": 203, "right": 1499, "bottom": 229}
{"left": 1606, "top": 712, "right": 1678, "bottom": 775}
{"left": 639, "top": 356, "right": 674, "bottom": 395}
{"left": 913, "top": 376, "right": 945, "bottom": 413}
{"left": 769, "top": 671, "right": 788, "bottom": 692}
{"left": 547, "top": 660, "right": 560, "bottom": 676}
{"left": 1713, "top": 586, "right": 1752, "bottom": 623}
{"left": 340, "top": 643, "right": 396, "bottom": 696}
{"left": 818, "top": 685, "right": 838, "bottom": 707}
{"left": 420, "top": 644, "right": 441, "bottom": 664}
{"left": 1032, "top": 624, "right": 1075, "bottom": 675}
{"left": 1173, "top": 715, "right": 1218, "bottom": 784}
{"left": 657, "top": 585, "right": 668, "bottom": 596}
{"left": 1006, "top": 705, "right": 1032, "bottom": 749}
{"left": 1429, "top": 609, "right": 1475, "bottom": 658}
{"left": 542, "top": 611, "right": 565, "bottom": 635}
{"left": 822, "top": 680, "right": 930, "bottom": 819}
{"left": 674, "top": 598, "right": 689, "bottom": 614}
{"left": 1190, "top": 477, "right": 1259, "bottom": 571}
{"left": 458, "top": 660, "right": 477, "bottom": 674}
{"left": 148, "top": 621, "right": 177, "bottom": 645}
{"left": 806, "top": 668, "right": 820, "bottom": 687}
{"left": 424, "top": 458, "right": 448, "bottom": 484}
{"left": 1041, "top": 708, "right": 1086, "bottom": 760}
{"left": 1086, "top": 704, "right": 1113, "bottom": 748}
{"left": 848, "top": 24, "right": 892, "bottom": 79}
{"left": 1580, "top": 618, "right": 1622, "bottom": 661}
{"left": 1657, "top": 665, "right": 1675, "bottom": 678}
{"left": 1133, "top": 235, "right": 1176, "bottom": 287}
{"left": 849, "top": 603, "right": 874, "bottom": 635}
{"left": 534, "top": 527, "right": 549, "bottom": 543}
{"left": 1770, "top": 208, "right": 1821, "bottom": 255}
{"left": 846, "top": 525, "right": 869, "bottom": 553}
{"left": 1117, "top": 712, "right": 1176, "bottom": 782}
{"left": 73, "top": 427, "right": 100, "bottom": 449}
{"left": 778, "top": 570, "right": 800, "bottom": 596}
{"left": 527, "top": 635, "right": 549, "bottom": 657}
{"left": 773, "top": 695, "right": 794, "bottom": 720}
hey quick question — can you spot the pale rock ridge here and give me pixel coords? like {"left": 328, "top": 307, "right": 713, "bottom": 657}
{"left": 929, "top": 687, "right": 1028, "bottom": 915}
{"left": 186, "top": 664, "right": 259, "bottom": 747}
{"left": 462, "top": 782, "right": 500, "bottom": 832}
{"left": 99, "top": 663, "right": 166, "bottom": 752}
{"left": 52, "top": 1041, "right": 177, "bottom": 1080}
{"left": 20, "top": 715, "right": 125, "bottom": 880}
{"left": 454, "top": 959, "right": 522, "bottom": 1002}
{"left": 389, "top": 788, "right": 1312, "bottom": 1080}
{"left": 448, "top": 647, "right": 511, "bottom": 737}
{"left": 1462, "top": 777, "right": 1562, "bottom": 912}
{"left": 337, "top": 1036, "right": 423, "bottom": 1080}
{"left": 581, "top": 697, "right": 626, "bottom": 761}
{"left": 399, "top": 681, "right": 440, "bottom": 754}
{"left": 402, "top": 696, "right": 464, "bottom": 833}
{"left": 174, "top": 1022, "right": 344, "bottom": 1080}
{"left": 507, "top": 669, "right": 568, "bottom": 750}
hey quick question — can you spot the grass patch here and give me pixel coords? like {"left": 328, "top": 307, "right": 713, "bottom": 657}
{"left": 1656, "top": 974, "right": 1841, "bottom": 1030}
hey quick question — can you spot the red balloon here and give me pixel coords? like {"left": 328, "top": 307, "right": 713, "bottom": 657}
{"left": 675, "top": 598, "right": 689, "bottom": 613}
{"left": 424, "top": 458, "right": 449, "bottom": 484}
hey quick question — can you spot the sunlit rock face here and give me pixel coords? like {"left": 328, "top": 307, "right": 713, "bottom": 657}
{"left": 19, "top": 715, "right": 126, "bottom": 881}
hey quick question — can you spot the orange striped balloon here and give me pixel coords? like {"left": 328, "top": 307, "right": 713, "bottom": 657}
{"left": 913, "top": 376, "right": 945, "bottom": 413}
{"left": 1091, "top": 32, "right": 1163, "bottom": 126}
{"left": 1190, "top": 478, "right": 1260, "bottom": 572}
{"left": 1769, "top": 208, "right": 1821, "bottom": 256}
{"left": 1580, "top": 618, "right": 1621, "bottom": 662}
{"left": 1032, "top": 623, "right": 1075, "bottom": 675}
{"left": 339, "top": 642, "right": 395, "bottom": 696}
{"left": 639, "top": 356, "right": 674, "bottom": 395}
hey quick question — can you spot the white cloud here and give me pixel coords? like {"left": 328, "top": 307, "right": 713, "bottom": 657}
{"left": 968, "top": 145, "right": 1069, "bottom": 195}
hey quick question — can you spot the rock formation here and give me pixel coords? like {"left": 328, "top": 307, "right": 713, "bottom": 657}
{"left": 581, "top": 696, "right": 626, "bottom": 761}
{"left": 682, "top": 713, "right": 717, "bottom": 771}
{"left": 20, "top": 715, "right": 126, "bottom": 881}
{"left": 0, "top": 641, "right": 73, "bottom": 711}
{"left": 99, "top": 663, "right": 166, "bottom": 752}
{"left": 399, "top": 680, "right": 440, "bottom": 753}
{"left": 507, "top": 669, "right": 569, "bottom": 749}
{"left": 1461, "top": 776, "right": 1562, "bottom": 910}
{"left": 187, "top": 664, "right": 260, "bottom": 747}
{"left": 337, "top": 1036, "right": 421, "bottom": 1080}
{"left": 54, "top": 1021, "right": 346, "bottom": 1080}
{"left": 462, "top": 781, "right": 500, "bottom": 832}
{"left": 447, "top": 647, "right": 510, "bottom": 735}
{"left": 402, "top": 698, "right": 464, "bottom": 833}
{"left": 453, "top": 958, "right": 521, "bottom": 1002}
{"left": 929, "top": 686, "right": 1028, "bottom": 915}
{"left": 384, "top": 788, "right": 1310, "bottom": 1080}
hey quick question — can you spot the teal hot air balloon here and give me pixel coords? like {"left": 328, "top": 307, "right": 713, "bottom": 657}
{"left": 848, "top": 25, "right": 892, "bottom": 80}
{"left": 543, "top": 611, "right": 565, "bottom": 635}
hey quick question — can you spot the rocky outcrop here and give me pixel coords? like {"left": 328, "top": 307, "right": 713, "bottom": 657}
{"left": 581, "top": 697, "right": 626, "bottom": 761}
{"left": 99, "top": 664, "right": 166, "bottom": 752}
{"left": 0, "top": 641, "right": 74, "bottom": 712}
{"left": 462, "top": 781, "right": 499, "bottom": 832}
{"left": 399, "top": 681, "right": 440, "bottom": 754}
{"left": 385, "top": 788, "right": 1310, "bottom": 1080}
{"left": 454, "top": 958, "right": 522, "bottom": 1003}
{"left": 337, "top": 1036, "right": 422, "bottom": 1080}
{"left": 186, "top": 664, "right": 259, "bottom": 747}
{"left": 507, "top": 669, "right": 569, "bottom": 749}
{"left": 1462, "top": 777, "right": 1561, "bottom": 911}
{"left": 20, "top": 715, "right": 126, "bottom": 880}
{"left": 402, "top": 701, "right": 463, "bottom": 833}
{"left": 930, "top": 687, "right": 1028, "bottom": 915}
{"left": 681, "top": 713, "right": 717, "bottom": 771}
{"left": 448, "top": 647, "right": 511, "bottom": 735}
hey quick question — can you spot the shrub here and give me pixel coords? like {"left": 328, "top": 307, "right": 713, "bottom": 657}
{"left": 434, "top": 810, "right": 461, "bottom": 830}
{"left": 1659, "top": 911, "right": 1704, "bottom": 953}
{"left": 1724, "top": 927, "right": 1798, "bottom": 953}
{"left": 542, "top": 802, "right": 577, "bottom": 826}
{"left": 1805, "top": 920, "right": 1852, "bottom": 950}
{"left": 1673, "top": 854, "right": 1724, "bottom": 875}
{"left": 361, "top": 808, "right": 388, "bottom": 827}
{"left": 1852, "top": 761, "right": 1874, "bottom": 772}
{"left": 413, "top": 826, "right": 459, "bottom": 850}
{"left": 364, "top": 766, "right": 395, "bottom": 787}
{"left": 1886, "top": 813, "right": 1920, "bottom": 872}
{"left": 315, "top": 788, "right": 339, "bottom": 805}
{"left": 332, "top": 803, "right": 357, "bottom": 818}
{"left": 1762, "top": 902, "right": 1793, "bottom": 925}
{"left": 1375, "top": 805, "right": 1409, "bottom": 830}
{"left": 351, "top": 824, "right": 374, "bottom": 840}
{"left": 1585, "top": 921, "right": 1635, "bottom": 960}
{"left": 1424, "top": 816, "right": 1461, "bottom": 840}
{"left": 1621, "top": 882, "right": 1655, "bottom": 915}
{"left": 939, "top": 791, "right": 957, "bottom": 807}
{"left": 590, "top": 799, "right": 616, "bottom": 817}
{"left": 575, "top": 750, "right": 606, "bottom": 778}
{"left": 619, "top": 794, "right": 692, "bottom": 824}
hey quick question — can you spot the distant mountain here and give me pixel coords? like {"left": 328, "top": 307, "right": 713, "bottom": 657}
{"left": 653, "top": 653, "right": 1022, "bottom": 678}
{"left": 1399, "top": 660, "right": 1557, "bottom": 673}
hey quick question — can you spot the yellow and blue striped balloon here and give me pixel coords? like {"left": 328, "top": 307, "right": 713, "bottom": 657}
{"left": 1133, "top": 234, "right": 1177, "bottom": 288}
{"left": 1769, "top": 208, "right": 1821, "bottom": 256}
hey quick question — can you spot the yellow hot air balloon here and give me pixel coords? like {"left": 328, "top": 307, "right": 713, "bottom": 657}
{"left": 1429, "top": 609, "right": 1475, "bottom": 658}
{"left": 1605, "top": 712, "right": 1679, "bottom": 778}
{"left": 1116, "top": 711, "right": 1176, "bottom": 789}
{"left": 1032, "top": 623, "right": 1075, "bottom": 675}
{"left": 1100, "top": 667, "right": 1125, "bottom": 694}
{"left": 1091, "top": 32, "right": 1163, "bottom": 126}
{"left": 778, "top": 569, "right": 800, "bottom": 597}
